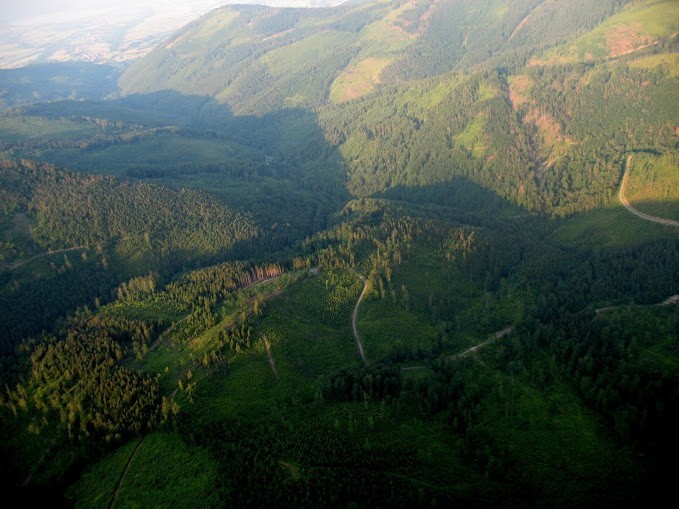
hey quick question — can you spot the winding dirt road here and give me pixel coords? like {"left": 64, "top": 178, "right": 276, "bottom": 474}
{"left": 619, "top": 155, "right": 679, "bottom": 227}
{"left": 351, "top": 270, "right": 369, "bottom": 365}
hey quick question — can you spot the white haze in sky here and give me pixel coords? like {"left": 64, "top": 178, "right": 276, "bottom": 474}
{"left": 2, "top": 1, "right": 224, "bottom": 25}
{"left": 0, "top": 0, "right": 345, "bottom": 68}
{"left": 1, "top": 0, "right": 345, "bottom": 24}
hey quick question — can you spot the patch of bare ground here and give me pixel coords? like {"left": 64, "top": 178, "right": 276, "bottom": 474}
{"left": 508, "top": 75, "right": 534, "bottom": 110}
{"left": 606, "top": 23, "right": 655, "bottom": 57}
{"left": 524, "top": 108, "right": 572, "bottom": 147}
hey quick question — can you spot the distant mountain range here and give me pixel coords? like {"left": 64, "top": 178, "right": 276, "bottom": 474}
{"left": 119, "top": 0, "right": 678, "bottom": 215}
{"left": 1, "top": 1, "right": 678, "bottom": 506}
{"left": 0, "top": 1, "right": 347, "bottom": 69}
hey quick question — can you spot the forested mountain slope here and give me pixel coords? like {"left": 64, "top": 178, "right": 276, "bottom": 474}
{"left": 120, "top": 0, "right": 645, "bottom": 111}
{"left": 117, "top": 0, "right": 678, "bottom": 215}
{"left": 0, "top": 0, "right": 677, "bottom": 507}
{"left": 0, "top": 160, "right": 258, "bottom": 351}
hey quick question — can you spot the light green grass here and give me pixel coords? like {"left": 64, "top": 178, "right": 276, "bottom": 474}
{"left": 625, "top": 152, "right": 679, "bottom": 221}
{"left": 182, "top": 271, "right": 361, "bottom": 422}
{"left": 456, "top": 115, "right": 486, "bottom": 155}
{"left": 71, "top": 433, "right": 220, "bottom": 509}
{"left": 477, "top": 377, "right": 626, "bottom": 504}
{"left": 68, "top": 439, "right": 139, "bottom": 509}
{"left": 329, "top": 57, "right": 392, "bottom": 103}
{"left": 629, "top": 52, "right": 679, "bottom": 77}
{"left": 534, "top": 0, "right": 679, "bottom": 64}
{"left": 129, "top": 276, "right": 297, "bottom": 395}
{"left": 0, "top": 115, "right": 102, "bottom": 143}
{"left": 360, "top": 2, "right": 419, "bottom": 54}
{"left": 262, "top": 32, "right": 355, "bottom": 78}
{"left": 359, "top": 298, "right": 438, "bottom": 362}
{"left": 553, "top": 202, "right": 679, "bottom": 248}
{"left": 12, "top": 134, "right": 243, "bottom": 176}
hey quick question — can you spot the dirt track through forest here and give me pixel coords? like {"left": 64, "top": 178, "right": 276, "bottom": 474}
{"left": 7, "top": 245, "right": 86, "bottom": 271}
{"left": 351, "top": 270, "right": 369, "bottom": 365}
{"left": 453, "top": 326, "right": 514, "bottom": 360}
{"left": 619, "top": 155, "right": 679, "bottom": 227}
{"left": 262, "top": 336, "right": 278, "bottom": 378}
{"left": 399, "top": 326, "right": 514, "bottom": 371}
{"left": 108, "top": 436, "right": 146, "bottom": 509}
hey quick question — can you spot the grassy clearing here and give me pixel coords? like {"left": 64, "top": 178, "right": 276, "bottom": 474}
{"left": 629, "top": 52, "right": 679, "bottom": 77}
{"left": 455, "top": 115, "right": 486, "bottom": 156}
{"left": 625, "top": 152, "right": 679, "bottom": 221}
{"left": 115, "top": 433, "right": 220, "bottom": 508}
{"left": 359, "top": 298, "right": 438, "bottom": 362}
{"left": 553, "top": 201, "right": 679, "bottom": 248}
{"left": 360, "top": 2, "right": 419, "bottom": 53}
{"left": 170, "top": 270, "right": 360, "bottom": 423}
{"left": 263, "top": 32, "right": 355, "bottom": 79}
{"left": 180, "top": 10, "right": 240, "bottom": 48}
{"left": 0, "top": 212, "right": 39, "bottom": 268}
{"left": 129, "top": 276, "right": 296, "bottom": 395}
{"left": 0, "top": 115, "right": 103, "bottom": 143}
{"left": 394, "top": 74, "right": 465, "bottom": 114}
{"left": 71, "top": 433, "right": 220, "bottom": 509}
{"left": 310, "top": 400, "right": 493, "bottom": 500}
{"left": 329, "top": 57, "right": 392, "bottom": 103}
{"left": 532, "top": 0, "right": 678, "bottom": 65}
{"left": 12, "top": 134, "right": 243, "bottom": 176}
{"left": 391, "top": 244, "right": 517, "bottom": 344}
{"left": 68, "top": 439, "right": 139, "bottom": 509}
{"left": 477, "top": 373, "right": 626, "bottom": 505}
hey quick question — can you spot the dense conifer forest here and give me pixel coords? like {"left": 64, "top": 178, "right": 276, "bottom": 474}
{"left": 0, "top": 0, "right": 677, "bottom": 506}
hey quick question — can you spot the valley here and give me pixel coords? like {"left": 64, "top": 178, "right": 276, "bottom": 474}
{"left": 0, "top": 0, "right": 677, "bottom": 507}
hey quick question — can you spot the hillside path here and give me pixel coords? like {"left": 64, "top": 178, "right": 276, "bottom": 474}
{"left": 453, "top": 326, "right": 513, "bottom": 360}
{"left": 109, "top": 436, "right": 146, "bottom": 509}
{"left": 509, "top": 0, "right": 549, "bottom": 40}
{"left": 596, "top": 294, "right": 679, "bottom": 313}
{"left": 399, "top": 326, "right": 514, "bottom": 371}
{"left": 6, "top": 245, "right": 86, "bottom": 271}
{"left": 350, "top": 270, "right": 369, "bottom": 365}
{"left": 262, "top": 336, "right": 278, "bottom": 378}
{"left": 619, "top": 155, "right": 679, "bottom": 227}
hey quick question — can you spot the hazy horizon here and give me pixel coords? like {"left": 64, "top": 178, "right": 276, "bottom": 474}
{"left": 0, "top": 0, "right": 347, "bottom": 68}
{"left": 1, "top": 0, "right": 348, "bottom": 25}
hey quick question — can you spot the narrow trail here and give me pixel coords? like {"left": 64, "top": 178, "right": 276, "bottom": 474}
{"left": 262, "top": 336, "right": 278, "bottom": 378}
{"left": 350, "top": 270, "right": 369, "bottom": 365}
{"left": 21, "top": 435, "right": 61, "bottom": 487}
{"left": 6, "top": 245, "right": 86, "bottom": 271}
{"left": 398, "top": 328, "right": 514, "bottom": 371}
{"left": 596, "top": 294, "right": 679, "bottom": 314}
{"left": 450, "top": 326, "right": 514, "bottom": 362}
{"left": 509, "top": 0, "right": 550, "bottom": 40}
{"left": 108, "top": 436, "right": 146, "bottom": 509}
{"left": 619, "top": 155, "right": 679, "bottom": 227}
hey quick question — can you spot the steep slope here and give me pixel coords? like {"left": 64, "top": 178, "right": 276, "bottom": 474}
{"left": 119, "top": 3, "right": 392, "bottom": 114}
{"left": 0, "top": 160, "right": 260, "bottom": 350}
{"left": 117, "top": 0, "right": 678, "bottom": 216}
{"left": 119, "top": 0, "right": 638, "bottom": 113}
